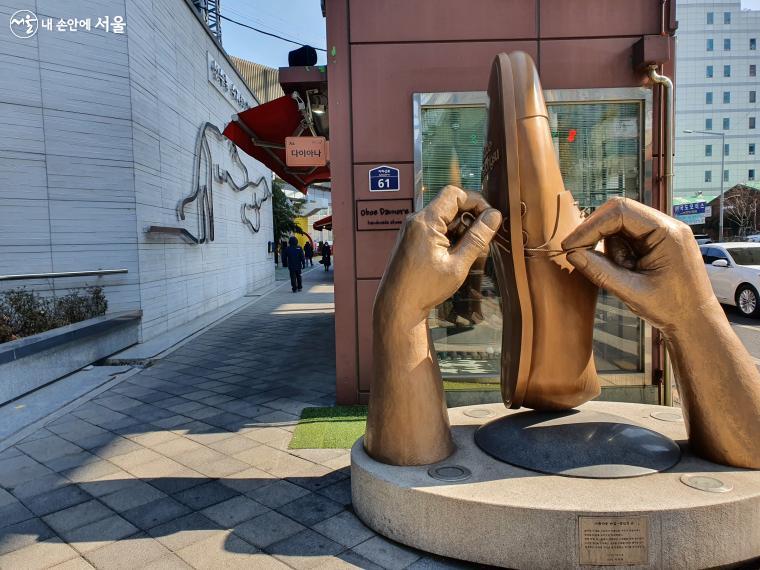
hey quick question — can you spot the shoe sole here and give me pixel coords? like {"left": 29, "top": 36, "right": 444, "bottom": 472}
{"left": 483, "top": 53, "right": 534, "bottom": 409}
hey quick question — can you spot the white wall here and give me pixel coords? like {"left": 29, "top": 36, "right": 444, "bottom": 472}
{"left": 0, "top": 0, "right": 140, "bottom": 313}
{"left": 0, "top": 0, "right": 274, "bottom": 342}
{"left": 126, "top": 0, "right": 274, "bottom": 340}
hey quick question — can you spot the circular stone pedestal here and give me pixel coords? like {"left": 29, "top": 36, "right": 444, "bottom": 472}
{"left": 351, "top": 402, "right": 760, "bottom": 569}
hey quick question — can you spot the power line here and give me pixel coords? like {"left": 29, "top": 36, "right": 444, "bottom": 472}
{"left": 220, "top": 14, "right": 327, "bottom": 52}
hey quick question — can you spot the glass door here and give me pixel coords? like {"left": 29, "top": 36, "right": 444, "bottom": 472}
{"left": 413, "top": 88, "right": 654, "bottom": 404}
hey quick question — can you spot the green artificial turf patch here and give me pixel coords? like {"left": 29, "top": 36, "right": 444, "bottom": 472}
{"left": 289, "top": 405, "right": 368, "bottom": 449}
{"left": 442, "top": 379, "right": 500, "bottom": 391}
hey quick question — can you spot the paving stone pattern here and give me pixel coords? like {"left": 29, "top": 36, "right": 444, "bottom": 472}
{"left": 0, "top": 270, "right": 474, "bottom": 570}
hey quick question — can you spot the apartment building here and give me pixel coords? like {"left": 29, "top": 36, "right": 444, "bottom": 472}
{"left": 675, "top": 0, "right": 760, "bottom": 202}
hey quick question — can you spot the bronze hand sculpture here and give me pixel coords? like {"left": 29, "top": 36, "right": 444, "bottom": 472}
{"left": 564, "top": 197, "right": 760, "bottom": 469}
{"left": 365, "top": 186, "right": 501, "bottom": 465}
{"left": 365, "top": 50, "right": 760, "bottom": 470}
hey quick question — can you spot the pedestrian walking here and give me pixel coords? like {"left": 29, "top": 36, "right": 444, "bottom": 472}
{"left": 321, "top": 242, "right": 332, "bottom": 272}
{"left": 304, "top": 240, "right": 314, "bottom": 267}
{"left": 280, "top": 241, "right": 288, "bottom": 268}
{"left": 284, "top": 236, "right": 305, "bottom": 292}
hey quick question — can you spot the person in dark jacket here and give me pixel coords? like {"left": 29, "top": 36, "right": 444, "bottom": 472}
{"left": 304, "top": 240, "right": 314, "bottom": 267}
{"left": 284, "top": 236, "right": 305, "bottom": 292}
{"left": 321, "top": 242, "right": 332, "bottom": 272}
{"left": 280, "top": 241, "right": 288, "bottom": 268}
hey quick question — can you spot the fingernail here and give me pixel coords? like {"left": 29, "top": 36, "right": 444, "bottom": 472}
{"left": 482, "top": 209, "right": 501, "bottom": 230}
{"left": 566, "top": 250, "right": 587, "bottom": 270}
{"left": 561, "top": 234, "right": 576, "bottom": 251}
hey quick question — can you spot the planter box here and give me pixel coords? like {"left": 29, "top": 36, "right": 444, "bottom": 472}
{"left": 0, "top": 311, "right": 142, "bottom": 405}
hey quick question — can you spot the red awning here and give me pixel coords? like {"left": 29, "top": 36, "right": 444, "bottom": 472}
{"left": 223, "top": 96, "right": 330, "bottom": 193}
{"left": 313, "top": 215, "right": 332, "bottom": 231}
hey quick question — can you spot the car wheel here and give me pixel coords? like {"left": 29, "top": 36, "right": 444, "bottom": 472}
{"left": 735, "top": 284, "right": 760, "bottom": 318}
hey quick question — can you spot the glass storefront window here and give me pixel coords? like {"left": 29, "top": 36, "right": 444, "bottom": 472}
{"left": 546, "top": 100, "right": 646, "bottom": 376}
{"left": 414, "top": 89, "right": 652, "bottom": 398}
{"left": 418, "top": 100, "right": 500, "bottom": 386}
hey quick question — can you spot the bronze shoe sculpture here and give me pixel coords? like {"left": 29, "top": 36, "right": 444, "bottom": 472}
{"left": 482, "top": 52, "right": 600, "bottom": 410}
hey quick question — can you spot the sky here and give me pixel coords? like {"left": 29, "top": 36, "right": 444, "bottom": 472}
{"left": 220, "top": 0, "right": 327, "bottom": 69}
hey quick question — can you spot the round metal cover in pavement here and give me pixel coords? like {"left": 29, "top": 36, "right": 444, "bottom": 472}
{"left": 474, "top": 409, "right": 681, "bottom": 478}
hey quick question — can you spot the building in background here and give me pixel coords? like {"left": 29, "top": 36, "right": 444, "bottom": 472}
{"left": 675, "top": 0, "right": 760, "bottom": 204}
{"left": 325, "top": 0, "right": 676, "bottom": 406}
{"left": 0, "top": 0, "right": 274, "bottom": 343}
{"left": 230, "top": 56, "right": 286, "bottom": 104}
{"left": 282, "top": 183, "right": 333, "bottom": 247}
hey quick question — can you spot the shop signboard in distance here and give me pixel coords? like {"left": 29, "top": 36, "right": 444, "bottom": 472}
{"left": 673, "top": 201, "right": 707, "bottom": 225}
{"left": 369, "top": 165, "right": 400, "bottom": 192}
{"left": 285, "top": 136, "right": 327, "bottom": 167}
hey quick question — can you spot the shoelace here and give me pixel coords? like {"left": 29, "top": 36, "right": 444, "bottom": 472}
{"left": 459, "top": 198, "right": 595, "bottom": 260}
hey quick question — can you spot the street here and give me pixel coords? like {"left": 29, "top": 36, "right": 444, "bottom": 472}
{"left": 725, "top": 308, "right": 760, "bottom": 368}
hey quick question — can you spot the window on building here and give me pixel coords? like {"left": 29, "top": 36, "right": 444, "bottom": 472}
{"left": 724, "top": 38, "right": 731, "bottom": 50}
{"left": 723, "top": 117, "right": 730, "bottom": 130}
{"left": 750, "top": 143, "right": 756, "bottom": 155}
{"left": 724, "top": 169, "right": 730, "bottom": 182}
{"left": 751, "top": 38, "right": 757, "bottom": 51}
{"left": 705, "top": 144, "right": 713, "bottom": 157}
{"left": 751, "top": 91, "right": 757, "bottom": 103}
{"left": 724, "top": 11, "right": 731, "bottom": 24}
{"left": 750, "top": 169, "right": 756, "bottom": 181}
{"left": 706, "top": 118, "right": 713, "bottom": 130}
{"left": 705, "top": 170, "right": 712, "bottom": 183}
{"left": 751, "top": 65, "right": 757, "bottom": 77}
{"left": 724, "top": 143, "right": 730, "bottom": 156}
{"left": 751, "top": 117, "right": 757, "bottom": 129}
{"left": 723, "top": 91, "right": 731, "bottom": 104}
{"left": 707, "top": 38, "right": 714, "bottom": 51}
{"left": 707, "top": 65, "right": 714, "bottom": 78}
{"left": 707, "top": 11, "right": 714, "bottom": 24}
{"left": 706, "top": 91, "right": 713, "bottom": 104}
{"left": 724, "top": 65, "right": 731, "bottom": 77}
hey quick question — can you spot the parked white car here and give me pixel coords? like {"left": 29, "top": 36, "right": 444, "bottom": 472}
{"left": 699, "top": 243, "right": 760, "bottom": 317}
{"left": 746, "top": 234, "right": 760, "bottom": 243}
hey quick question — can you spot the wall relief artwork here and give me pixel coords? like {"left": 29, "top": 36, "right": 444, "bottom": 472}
{"left": 148, "top": 122, "right": 271, "bottom": 244}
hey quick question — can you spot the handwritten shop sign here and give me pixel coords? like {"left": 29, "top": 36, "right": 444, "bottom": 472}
{"left": 356, "top": 199, "right": 412, "bottom": 231}
{"left": 285, "top": 137, "right": 328, "bottom": 167}
{"left": 207, "top": 52, "right": 251, "bottom": 110}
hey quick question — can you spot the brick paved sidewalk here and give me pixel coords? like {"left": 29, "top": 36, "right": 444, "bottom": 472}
{"left": 0, "top": 268, "right": 468, "bottom": 570}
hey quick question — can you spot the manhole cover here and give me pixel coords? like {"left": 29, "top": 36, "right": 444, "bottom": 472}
{"left": 463, "top": 408, "right": 495, "bottom": 418}
{"left": 428, "top": 465, "right": 472, "bottom": 482}
{"left": 680, "top": 474, "right": 733, "bottom": 493}
{"left": 650, "top": 411, "right": 683, "bottom": 422}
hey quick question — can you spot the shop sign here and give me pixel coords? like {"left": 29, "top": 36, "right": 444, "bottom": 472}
{"left": 285, "top": 136, "right": 328, "bottom": 167}
{"left": 673, "top": 201, "right": 706, "bottom": 225}
{"left": 356, "top": 199, "right": 412, "bottom": 231}
{"left": 369, "top": 165, "right": 400, "bottom": 192}
{"left": 207, "top": 52, "right": 251, "bottom": 110}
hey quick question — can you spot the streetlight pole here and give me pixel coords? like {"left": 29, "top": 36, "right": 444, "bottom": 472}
{"left": 683, "top": 129, "right": 726, "bottom": 241}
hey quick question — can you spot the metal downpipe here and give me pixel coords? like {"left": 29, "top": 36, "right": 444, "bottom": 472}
{"left": 648, "top": 64, "right": 675, "bottom": 407}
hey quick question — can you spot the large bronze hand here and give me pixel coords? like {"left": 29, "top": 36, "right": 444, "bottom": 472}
{"left": 365, "top": 186, "right": 502, "bottom": 465}
{"left": 564, "top": 197, "right": 760, "bottom": 468}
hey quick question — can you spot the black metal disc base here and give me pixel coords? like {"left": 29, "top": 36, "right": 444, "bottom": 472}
{"left": 474, "top": 408, "right": 682, "bottom": 479}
